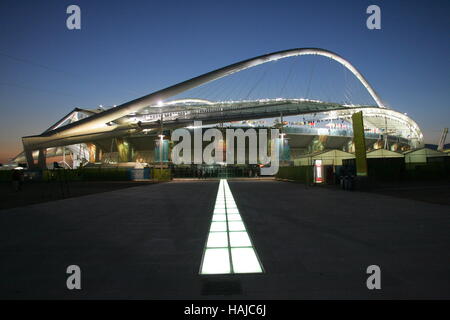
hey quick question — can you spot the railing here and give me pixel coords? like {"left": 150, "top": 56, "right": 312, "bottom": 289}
{"left": 283, "top": 126, "right": 381, "bottom": 139}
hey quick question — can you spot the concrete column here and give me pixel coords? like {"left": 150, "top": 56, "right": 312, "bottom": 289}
{"left": 95, "top": 144, "right": 101, "bottom": 162}
{"left": 116, "top": 138, "right": 130, "bottom": 163}
{"left": 86, "top": 143, "right": 96, "bottom": 163}
{"left": 37, "top": 148, "right": 47, "bottom": 169}
{"left": 24, "top": 148, "right": 35, "bottom": 169}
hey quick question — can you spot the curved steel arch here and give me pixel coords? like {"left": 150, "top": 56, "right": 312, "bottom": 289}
{"left": 41, "top": 48, "right": 385, "bottom": 139}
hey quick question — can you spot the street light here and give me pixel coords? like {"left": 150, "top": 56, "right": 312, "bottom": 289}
{"left": 159, "top": 134, "right": 165, "bottom": 173}
{"left": 151, "top": 101, "right": 165, "bottom": 176}
{"left": 279, "top": 133, "right": 286, "bottom": 162}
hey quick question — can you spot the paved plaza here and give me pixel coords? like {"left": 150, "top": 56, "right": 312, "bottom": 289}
{"left": 0, "top": 180, "right": 449, "bottom": 299}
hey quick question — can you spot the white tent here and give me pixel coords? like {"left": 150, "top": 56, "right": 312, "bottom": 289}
{"left": 367, "top": 149, "right": 404, "bottom": 158}
{"left": 294, "top": 149, "right": 354, "bottom": 166}
{"left": 404, "top": 148, "right": 447, "bottom": 163}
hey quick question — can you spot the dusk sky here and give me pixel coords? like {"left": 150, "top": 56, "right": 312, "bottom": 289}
{"left": 0, "top": 0, "right": 449, "bottom": 163}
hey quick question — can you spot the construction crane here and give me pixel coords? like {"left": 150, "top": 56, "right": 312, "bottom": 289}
{"left": 437, "top": 128, "right": 448, "bottom": 151}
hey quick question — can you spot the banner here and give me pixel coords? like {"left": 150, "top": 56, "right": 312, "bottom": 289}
{"left": 351, "top": 112, "right": 368, "bottom": 176}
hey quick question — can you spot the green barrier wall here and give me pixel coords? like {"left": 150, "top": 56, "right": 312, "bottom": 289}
{"left": 152, "top": 168, "right": 172, "bottom": 181}
{"left": 276, "top": 166, "right": 313, "bottom": 183}
{"left": 42, "top": 168, "right": 130, "bottom": 181}
{"left": 0, "top": 170, "right": 12, "bottom": 182}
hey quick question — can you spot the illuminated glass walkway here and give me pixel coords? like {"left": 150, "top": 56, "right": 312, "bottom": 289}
{"left": 199, "top": 179, "right": 264, "bottom": 275}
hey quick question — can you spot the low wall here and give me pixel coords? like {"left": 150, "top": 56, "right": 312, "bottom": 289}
{"left": 276, "top": 166, "right": 313, "bottom": 183}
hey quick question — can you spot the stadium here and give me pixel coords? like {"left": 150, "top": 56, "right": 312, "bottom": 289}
{"left": 10, "top": 48, "right": 424, "bottom": 172}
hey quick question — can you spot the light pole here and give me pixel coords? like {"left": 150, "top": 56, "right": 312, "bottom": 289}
{"left": 159, "top": 107, "right": 164, "bottom": 175}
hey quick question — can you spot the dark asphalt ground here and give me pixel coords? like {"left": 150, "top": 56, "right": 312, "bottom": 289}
{"left": 0, "top": 181, "right": 154, "bottom": 210}
{"left": 0, "top": 180, "right": 449, "bottom": 299}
